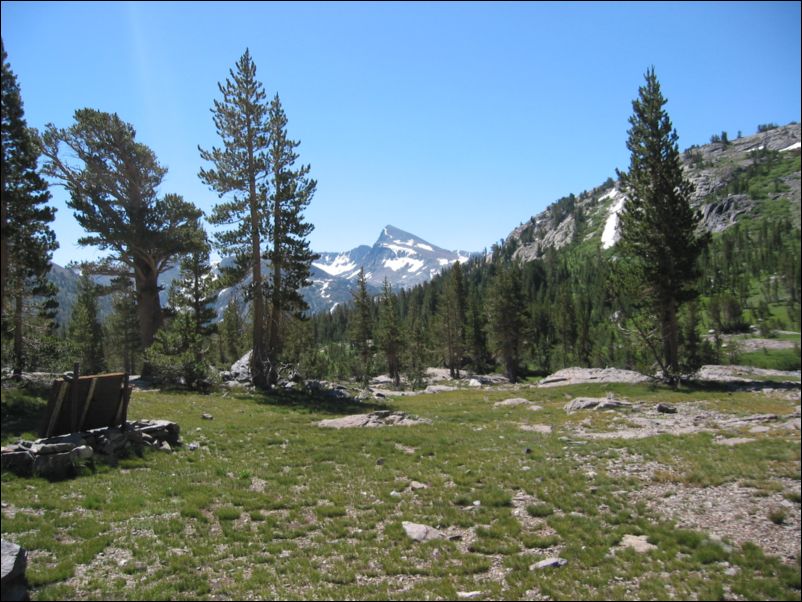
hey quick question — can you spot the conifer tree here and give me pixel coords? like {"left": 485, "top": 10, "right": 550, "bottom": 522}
{"left": 438, "top": 261, "right": 466, "bottom": 378}
{"left": 199, "top": 49, "right": 271, "bottom": 388}
{"left": 615, "top": 67, "right": 708, "bottom": 384}
{"left": 67, "top": 273, "right": 106, "bottom": 374}
{"left": 169, "top": 239, "right": 217, "bottom": 340}
{"left": 1, "top": 40, "right": 58, "bottom": 372}
{"left": 39, "top": 110, "right": 202, "bottom": 349}
{"left": 220, "top": 299, "right": 247, "bottom": 365}
{"left": 350, "top": 269, "right": 373, "bottom": 384}
{"left": 105, "top": 277, "right": 142, "bottom": 374}
{"left": 377, "top": 279, "right": 404, "bottom": 387}
{"left": 486, "top": 265, "right": 526, "bottom": 382}
{"left": 264, "top": 93, "right": 318, "bottom": 385}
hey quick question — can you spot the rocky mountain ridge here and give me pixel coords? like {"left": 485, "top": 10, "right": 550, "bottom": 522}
{"left": 505, "top": 123, "right": 801, "bottom": 262}
{"left": 49, "top": 225, "right": 471, "bottom": 322}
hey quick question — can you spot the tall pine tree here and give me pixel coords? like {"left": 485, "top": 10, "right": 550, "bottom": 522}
{"left": 200, "top": 49, "right": 271, "bottom": 388}
{"left": 1, "top": 40, "right": 58, "bottom": 373}
{"left": 265, "top": 94, "right": 318, "bottom": 386}
{"left": 377, "top": 279, "right": 404, "bottom": 387}
{"left": 350, "top": 269, "right": 373, "bottom": 385}
{"left": 615, "top": 68, "right": 708, "bottom": 384}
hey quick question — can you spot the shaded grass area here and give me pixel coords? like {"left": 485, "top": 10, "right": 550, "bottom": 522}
{"left": 1, "top": 381, "right": 800, "bottom": 600}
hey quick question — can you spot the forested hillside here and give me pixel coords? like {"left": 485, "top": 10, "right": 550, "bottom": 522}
{"left": 302, "top": 124, "right": 801, "bottom": 383}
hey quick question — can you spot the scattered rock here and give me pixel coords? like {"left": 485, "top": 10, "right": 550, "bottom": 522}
{"left": 617, "top": 534, "right": 657, "bottom": 554}
{"left": 1, "top": 419, "right": 181, "bottom": 479}
{"left": 540, "top": 367, "right": 651, "bottom": 388}
{"left": 1, "top": 540, "right": 28, "bottom": 602}
{"left": 657, "top": 403, "right": 677, "bottom": 414}
{"left": 520, "top": 424, "right": 552, "bottom": 434}
{"left": 530, "top": 557, "right": 567, "bottom": 569}
{"left": 457, "top": 592, "right": 483, "bottom": 600}
{"left": 494, "top": 398, "right": 532, "bottom": 407}
{"left": 317, "top": 411, "right": 431, "bottom": 429}
{"left": 402, "top": 521, "right": 443, "bottom": 542}
{"left": 201, "top": 413, "right": 213, "bottom": 420}
{"left": 467, "top": 379, "right": 482, "bottom": 387}
{"left": 564, "top": 397, "right": 632, "bottom": 413}
{"left": 424, "top": 385, "right": 457, "bottom": 394}
{"left": 409, "top": 481, "right": 428, "bottom": 491}
{"left": 715, "top": 437, "right": 756, "bottom": 446}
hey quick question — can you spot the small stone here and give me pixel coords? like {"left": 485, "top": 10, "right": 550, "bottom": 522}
{"left": 618, "top": 534, "right": 657, "bottom": 554}
{"left": 188, "top": 443, "right": 199, "bottom": 451}
{"left": 201, "top": 413, "right": 213, "bottom": 420}
{"left": 376, "top": 457, "right": 385, "bottom": 466}
{"left": 457, "top": 592, "right": 483, "bottom": 600}
{"left": 656, "top": 403, "right": 677, "bottom": 414}
{"left": 402, "top": 521, "right": 443, "bottom": 542}
{"left": 390, "top": 490, "right": 401, "bottom": 497}
{"left": 530, "top": 557, "right": 567, "bottom": 569}
{"left": 524, "top": 447, "right": 532, "bottom": 454}
{"left": 409, "top": 481, "right": 428, "bottom": 490}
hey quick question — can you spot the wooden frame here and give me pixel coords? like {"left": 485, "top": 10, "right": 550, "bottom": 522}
{"left": 39, "top": 365, "right": 131, "bottom": 438}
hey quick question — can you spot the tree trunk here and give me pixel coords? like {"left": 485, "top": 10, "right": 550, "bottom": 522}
{"left": 249, "top": 163, "right": 268, "bottom": 390}
{"left": 13, "top": 289, "right": 23, "bottom": 375}
{"left": 1, "top": 194, "right": 8, "bottom": 316}
{"left": 134, "top": 262, "right": 163, "bottom": 350}
{"left": 661, "top": 300, "right": 680, "bottom": 386}
{"left": 267, "top": 194, "right": 282, "bottom": 388}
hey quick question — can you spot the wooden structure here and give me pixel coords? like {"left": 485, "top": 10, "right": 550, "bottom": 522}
{"left": 39, "top": 363, "right": 132, "bottom": 438}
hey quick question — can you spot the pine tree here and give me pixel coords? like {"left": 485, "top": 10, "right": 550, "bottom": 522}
{"left": 105, "top": 277, "right": 142, "bottom": 374}
{"left": 438, "top": 262, "right": 466, "bottom": 378}
{"left": 350, "top": 269, "right": 373, "bottom": 384}
{"left": 486, "top": 265, "right": 526, "bottom": 382}
{"left": 1, "top": 40, "right": 58, "bottom": 373}
{"left": 169, "top": 239, "right": 218, "bottom": 341}
{"left": 220, "top": 299, "right": 247, "bottom": 365}
{"left": 377, "top": 279, "right": 404, "bottom": 387}
{"left": 67, "top": 273, "right": 106, "bottom": 374}
{"left": 264, "top": 94, "right": 318, "bottom": 385}
{"left": 200, "top": 49, "right": 271, "bottom": 388}
{"left": 39, "top": 110, "right": 202, "bottom": 349}
{"left": 615, "top": 67, "right": 708, "bottom": 384}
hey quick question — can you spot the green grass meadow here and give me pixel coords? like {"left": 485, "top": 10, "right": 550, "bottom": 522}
{"left": 2, "top": 382, "right": 800, "bottom": 600}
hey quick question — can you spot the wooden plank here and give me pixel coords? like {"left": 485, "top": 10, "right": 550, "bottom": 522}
{"left": 70, "top": 362, "right": 81, "bottom": 432}
{"left": 78, "top": 377, "right": 98, "bottom": 431}
{"left": 45, "top": 380, "right": 70, "bottom": 438}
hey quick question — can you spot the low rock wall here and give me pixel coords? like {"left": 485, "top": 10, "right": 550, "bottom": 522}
{"left": 1, "top": 420, "right": 180, "bottom": 480}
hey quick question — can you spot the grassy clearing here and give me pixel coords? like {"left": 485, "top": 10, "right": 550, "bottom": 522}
{"left": 1, "top": 382, "right": 800, "bottom": 600}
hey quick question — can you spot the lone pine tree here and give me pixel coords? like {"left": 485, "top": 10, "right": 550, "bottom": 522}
{"left": 615, "top": 67, "right": 708, "bottom": 383}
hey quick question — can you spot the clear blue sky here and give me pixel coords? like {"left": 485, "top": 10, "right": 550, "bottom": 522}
{"left": 2, "top": 1, "right": 800, "bottom": 266}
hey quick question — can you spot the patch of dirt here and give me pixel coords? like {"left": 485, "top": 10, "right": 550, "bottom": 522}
{"left": 570, "top": 402, "right": 800, "bottom": 441}
{"left": 632, "top": 480, "right": 801, "bottom": 563}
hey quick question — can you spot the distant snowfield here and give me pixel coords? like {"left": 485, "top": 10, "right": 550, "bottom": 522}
{"left": 780, "top": 141, "right": 801, "bottom": 152}
{"left": 601, "top": 189, "right": 625, "bottom": 249}
{"left": 313, "top": 255, "right": 357, "bottom": 276}
{"left": 384, "top": 257, "right": 425, "bottom": 272}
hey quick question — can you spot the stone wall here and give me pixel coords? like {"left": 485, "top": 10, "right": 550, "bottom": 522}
{"left": 1, "top": 420, "right": 180, "bottom": 480}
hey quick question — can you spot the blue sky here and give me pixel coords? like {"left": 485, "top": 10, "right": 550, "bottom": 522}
{"left": 2, "top": 1, "right": 800, "bottom": 266}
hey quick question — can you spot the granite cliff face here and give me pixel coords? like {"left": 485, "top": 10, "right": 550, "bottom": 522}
{"left": 505, "top": 123, "right": 801, "bottom": 262}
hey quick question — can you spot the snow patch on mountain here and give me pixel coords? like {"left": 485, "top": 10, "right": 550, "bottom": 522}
{"left": 313, "top": 254, "right": 358, "bottom": 276}
{"left": 601, "top": 189, "right": 626, "bottom": 249}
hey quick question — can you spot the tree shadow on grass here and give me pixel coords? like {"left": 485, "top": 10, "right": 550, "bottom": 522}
{"left": 1, "top": 387, "right": 47, "bottom": 443}
{"left": 250, "top": 387, "right": 393, "bottom": 416}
